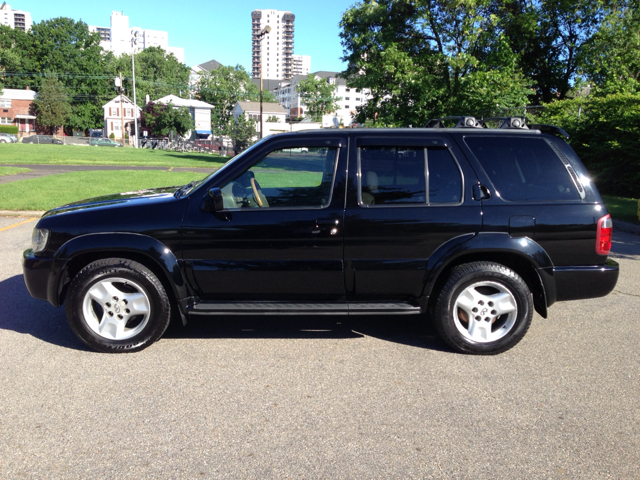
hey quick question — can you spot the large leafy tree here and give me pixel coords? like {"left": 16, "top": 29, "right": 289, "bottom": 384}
{"left": 195, "top": 65, "right": 276, "bottom": 136}
{"left": 113, "top": 46, "right": 191, "bottom": 107}
{"left": 497, "top": 0, "right": 617, "bottom": 103}
{"left": 297, "top": 75, "right": 341, "bottom": 121}
{"left": 229, "top": 114, "right": 257, "bottom": 151}
{"left": 340, "top": 0, "right": 532, "bottom": 127}
{"left": 33, "top": 76, "right": 72, "bottom": 134}
{"left": 140, "top": 101, "right": 194, "bottom": 137}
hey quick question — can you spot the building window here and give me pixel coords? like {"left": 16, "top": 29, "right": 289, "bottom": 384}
{"left": 345, "top": 105, "right": 350, "bottom": 109}
{"left": 345, "top": 97, "right": 350, "bottom": 100}
{"left": 0, "top": 99, "right": 11, "bottom": 108}
{"left": 0, "top": 117, "right": 11, "bottom": 124}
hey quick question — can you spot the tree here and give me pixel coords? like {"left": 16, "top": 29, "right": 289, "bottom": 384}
{"left": 113, "top": 46, "right": 191, "bottom": 108}
{"left": 498, "top": 0, "right": 619, "bottom": 103}
{"left": 581, "top": 1, "right": 640, "bottom": 96}
{"left": 195, "top": 65, "right": 276, "bottom": 136}
{"left": 229, "top": 114, "right": 257, "bottom": 151}
{"left": 33, "top": 76, "right": 72, "bottom": 134}
{"left": 140, "top": 101, "right": 194, "bottom": 137}
{"left": 339, "top": 0, "right": 532, "bottom": 127}
{"left": 296, "top": 75, "right": 341, "bottom": 121}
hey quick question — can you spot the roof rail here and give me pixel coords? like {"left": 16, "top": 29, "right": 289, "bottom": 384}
{"left": 424, "top": 116, "right": 485, "bottom": 129}
{"left": 482, "top": 117, "right": 528, "bottom": 130}
{"left": 529, "top": 124, "right": 570, "bottom": 139}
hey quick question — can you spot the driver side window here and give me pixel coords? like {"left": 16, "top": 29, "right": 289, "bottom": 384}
{"left": 221, "top": 146, "right": 338, "bottom": 209}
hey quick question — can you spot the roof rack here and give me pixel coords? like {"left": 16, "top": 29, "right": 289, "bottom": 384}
{"left": 424, "top": 116, "right": 485, "bottom": 129}
{"left": 482, "top": 117, "right": 528, "bottom": 130}
{"left": 528, "top": 124, "right": 570, "bottom": 139}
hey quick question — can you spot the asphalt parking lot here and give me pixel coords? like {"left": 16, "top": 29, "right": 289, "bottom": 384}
{"left": 0, "top": 215, "right": 638, "bottom": 479}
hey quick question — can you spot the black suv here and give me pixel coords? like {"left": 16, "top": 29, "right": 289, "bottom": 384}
{"left": 23, "top": 118, "right": 619, "bottom": 354}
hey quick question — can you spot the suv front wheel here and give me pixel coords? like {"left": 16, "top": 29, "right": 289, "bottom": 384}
{"left": 65, "top": 258, "right": 171, "bottom": 353}
{"left": 434, "top": 262, "right": 533, "bottom": 355}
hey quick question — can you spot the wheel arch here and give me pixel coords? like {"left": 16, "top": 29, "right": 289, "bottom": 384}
{"left": 48, "top": 233, "right": 188, "bottom": 318}
{"left": 424, "top": 233, "right": 554, "bottom": 318}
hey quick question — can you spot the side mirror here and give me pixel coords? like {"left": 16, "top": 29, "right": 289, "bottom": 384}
{"left": 208, "top": 188, "right": 224, "bottom": 212}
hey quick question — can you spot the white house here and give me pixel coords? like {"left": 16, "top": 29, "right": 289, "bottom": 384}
{"left": 154, "top": 94, "right": 214, "bottom": 140}
{"left": 233, "top": 101, "right": 288, "bottom": 138}
{"left": 102, "top": 95, "right": 141, "bottom": 139}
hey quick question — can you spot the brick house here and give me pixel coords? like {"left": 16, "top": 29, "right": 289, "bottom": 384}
{"left": 0, "top": 87, "right": 37, "bottom": 136}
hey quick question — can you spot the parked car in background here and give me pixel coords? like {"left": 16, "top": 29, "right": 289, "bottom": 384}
{"left": 0, "top": 132, "right": 17, "bottom": 143}
{"left": 90, "top": 137, "right": 122, "bottom": 147}
{"left": 22, "top": 135, "right": 63, "bottom": 145}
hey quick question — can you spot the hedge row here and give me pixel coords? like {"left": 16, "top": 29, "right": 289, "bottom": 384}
{"left": 0, "top": 125, "right": 19, "bottom": 134}
{"left": 536, "top": 94, "right": 640, "bottom": 197}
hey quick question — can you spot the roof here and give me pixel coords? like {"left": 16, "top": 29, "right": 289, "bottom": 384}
{"left": 102, "top": 95, "right": 141, "bottom": 109}
{"left": 236, "top": 101, "right": 287, "bottom": 114}
{"left": 0, "top": 88, "right": 37, "bottom": 101}
{"left": 198, "top": 59, "right": 222, "bottom": 72}
{"left": 154, "top": 94, "right": 214, "bottom": 109}
{"left": 250, "top": 78, "right": 284, "bottom": 92}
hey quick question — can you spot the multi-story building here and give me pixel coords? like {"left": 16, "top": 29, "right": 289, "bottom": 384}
{"left": 0, "top": 87, "right": 37, "bottom": 135}
{"left": 273, "top": 71, "right": 371, "bottom": 126}
{"left": 251, "top": 9, "right": 295, "bottom": 80}
{"left": 292, "top": 55, "right": 311, "bottom": 76}
{"left": 0, "top": 3, "right": 32, "bottom": 31}
{"left": 89, "top": 11, "right": 184, "bottom": 63}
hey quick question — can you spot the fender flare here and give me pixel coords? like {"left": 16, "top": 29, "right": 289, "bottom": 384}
{"left": 48, "top": 233, "right": 188, "bottom": 311}
{"left": 423, "top": 232, "right": 555, "bottom": 317}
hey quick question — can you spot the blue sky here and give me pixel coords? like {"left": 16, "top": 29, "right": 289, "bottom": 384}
{"left": 23, "top": 0, "right": 356, "bottom": 73}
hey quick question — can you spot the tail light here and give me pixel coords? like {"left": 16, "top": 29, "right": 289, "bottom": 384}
{"left": 596, "top": 214, "right": 612, "bottom": 255}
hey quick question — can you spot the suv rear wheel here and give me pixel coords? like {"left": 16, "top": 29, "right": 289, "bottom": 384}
{"left": 434, "top": 262, "right": 533, "bottom": 355}
{"left": 65, "top": 258, "right": 171, "bottom": 353}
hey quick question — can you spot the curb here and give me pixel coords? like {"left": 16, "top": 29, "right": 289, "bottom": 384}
{"left": 615, "top": 219, "right": 640, "bottom": 235}
{"left": 0, "top": 210, "right": 45, "bottom": 218}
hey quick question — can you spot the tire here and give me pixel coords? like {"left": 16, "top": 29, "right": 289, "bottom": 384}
{"left": 65, "top": 258, "right": 171, "bottom": 353}
{"left": 434, "top": 262, "right": 533, "bottom": 355}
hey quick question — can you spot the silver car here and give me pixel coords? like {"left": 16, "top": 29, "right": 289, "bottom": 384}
{"left": 0, "top": 132, "right": 17, "bottom": 143}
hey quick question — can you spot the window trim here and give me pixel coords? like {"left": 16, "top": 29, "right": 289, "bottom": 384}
{"left": 356, "top": 145, "right": 465, "bottom": 208}
{"left": 218, "top": 145, "right": 342, "bottom": 212}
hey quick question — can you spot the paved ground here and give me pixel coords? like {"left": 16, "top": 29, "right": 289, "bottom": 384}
{"left": 0, "top": 215, "right": 638, "bottom": 479}
{"left": 0, "top": 164, "right": 216, "bottom": 185}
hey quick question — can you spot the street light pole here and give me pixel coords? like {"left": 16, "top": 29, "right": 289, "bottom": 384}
{"left": 131, "top": 30, "right": 140, "bottom": 148}
{"left": 257, "top": 25, "right": 271, "bottom": 140}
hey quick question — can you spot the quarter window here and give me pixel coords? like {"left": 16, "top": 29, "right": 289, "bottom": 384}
{"left": 220, "top": 146, "right": 338, "bottom": 209}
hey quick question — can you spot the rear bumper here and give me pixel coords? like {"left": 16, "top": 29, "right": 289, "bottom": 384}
{"left": 540, "top": 259, "right": 619, "bottom": 305}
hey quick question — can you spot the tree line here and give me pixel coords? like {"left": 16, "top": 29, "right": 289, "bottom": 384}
{"left": 339, "top": 0, "right": 640, "bottom": 195}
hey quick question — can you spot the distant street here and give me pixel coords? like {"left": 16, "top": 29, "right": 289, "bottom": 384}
{"left": 0, "top": 215, "right": 638, "bottom": 479}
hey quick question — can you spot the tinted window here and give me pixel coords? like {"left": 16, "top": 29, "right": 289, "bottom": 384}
{"left": 428, "top": 148, "right": 462, "bottom": 204}
{"left": 360, "top": 147, "right": 426, "bottom": 205}
{"left": 465, "top": 136, "right": 580, "bottom": 201}
{"left": 221, "top": 146, "right": 338, "bottom": 209}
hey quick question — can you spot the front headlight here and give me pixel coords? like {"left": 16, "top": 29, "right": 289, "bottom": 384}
{"left": 32, "top": 227, "right": 50, "bottom": 253}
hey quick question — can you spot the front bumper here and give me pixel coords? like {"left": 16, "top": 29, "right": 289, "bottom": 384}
{"left": 23, "top": 249, "right": 55, "bottom": 304}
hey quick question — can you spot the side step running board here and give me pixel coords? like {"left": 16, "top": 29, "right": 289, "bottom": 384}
{"left": 188, "top": 302, "right": 421, "bottom": 316}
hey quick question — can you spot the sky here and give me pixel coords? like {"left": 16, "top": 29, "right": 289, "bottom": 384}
{"left": 21, "top": 0, "right": 357, "bottom": 73}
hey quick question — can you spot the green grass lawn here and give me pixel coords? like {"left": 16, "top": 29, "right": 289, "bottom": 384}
{"left": 0, "top": 170, "right": 206, "bottom": 211}
{"left": 0, "top": 143, "right": 229, "bottom": 168}
{"left": 0, "top": 166, "right": 32, "bottom": 176}
{"left": 602, "top": 195, "right": 640, "bottom": 224}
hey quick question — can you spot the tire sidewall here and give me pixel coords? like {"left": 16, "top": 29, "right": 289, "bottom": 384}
{"left": 437, "top": 264, "right": 532, "bottom": 354}
{"left": 66, "top": 260, "right": 170, "bottom": 352}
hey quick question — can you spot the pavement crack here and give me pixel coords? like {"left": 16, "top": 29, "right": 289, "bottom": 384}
{"left": 614, "top": 289, "right": 640, "bottom": 298}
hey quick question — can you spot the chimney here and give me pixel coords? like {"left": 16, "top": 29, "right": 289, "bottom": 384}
{"left": 26, "top": 86, "right": 30, "bottom": 90}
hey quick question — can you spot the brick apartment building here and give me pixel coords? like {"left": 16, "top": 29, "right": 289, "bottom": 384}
{"left": 0, "top": 88, "right": 63, "bottom": 136}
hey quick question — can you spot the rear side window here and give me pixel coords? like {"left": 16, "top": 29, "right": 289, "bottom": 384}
{"left": 464, "top": 136, "right": 580, "bottom": 202}
{"left": 359, "top": 146, "right": 462, "bottom": 206}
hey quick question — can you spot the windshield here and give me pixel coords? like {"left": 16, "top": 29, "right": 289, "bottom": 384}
{"left": 179, "top": 136, "right": 275, "bottom": 197}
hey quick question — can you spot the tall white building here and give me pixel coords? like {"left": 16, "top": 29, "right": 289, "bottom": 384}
{"left": 251, "top": 9, "right": 295, "bottom": 80}
{"left": 292, "top": 55, "right": 311, "bottom": 76}
{"left": 89, "top": 11, "right": 184, "bottom": 63}
{"left": 0, "top": 3, "right": 31, "bottom": 31}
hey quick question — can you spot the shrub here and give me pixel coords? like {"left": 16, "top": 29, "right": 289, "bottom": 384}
{"left": 0, "top": 125, "right": 19, "bottom": 134}
{"left": 109, "top": 132, "right": 115, "bottom": 139}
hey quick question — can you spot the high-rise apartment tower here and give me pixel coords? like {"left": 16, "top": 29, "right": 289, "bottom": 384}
{"left": 251, "top": 9, "right": 295, "bottom": 80}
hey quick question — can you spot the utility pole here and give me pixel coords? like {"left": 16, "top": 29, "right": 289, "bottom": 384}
{"left": 119, "top": 72, "right": 125, "bottom": 146}
{"left": 131, "top": 30, "right": 140, "bottom": 148}
{"left": 257, "top": 25, "right": 271, "bottom": 140}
